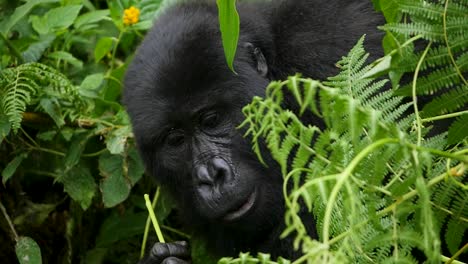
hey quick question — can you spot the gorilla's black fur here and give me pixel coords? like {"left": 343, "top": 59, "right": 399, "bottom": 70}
{"left": 123, "top": 1, "right": 384, "bottom": 263}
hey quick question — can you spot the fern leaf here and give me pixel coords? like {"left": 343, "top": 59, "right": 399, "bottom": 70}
{"left": 0, "top": 63, "right": 86, "bottom": 131}
{"left": 445, "top": 218, "right": 468, "bottom": 255}
{"left": 447, "top": 114, "right": 468, "bottom": 144}
{"left": 399, "top": 0, "right": 445, "bottom": 21}
{"left": 397, "top": 66, "right": 461, "bottom": 96}
{"left": 380, "top": 23, "right": 444, "bottom": 42}
{"left": 1, "top": 71, "right": 37, "bottom": 131}
{"left": 456, "top": 51, "right": 468, "bottom": 70}
{"left": 446, "top": 16, "right": 468, "bottom": 33}
{"left": 422, "top": 86, "right": 468, "bottom": 117}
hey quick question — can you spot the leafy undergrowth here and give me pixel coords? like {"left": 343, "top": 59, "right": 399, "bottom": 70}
{"left": 0, "top": 0, "right": 467, "bottom": 264}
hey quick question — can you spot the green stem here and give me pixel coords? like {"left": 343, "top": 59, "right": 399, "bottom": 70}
{"left": 143, "top": 192, "right": 165, "bottom": 256}
{"left": 30, "top": 146, "right": 66, "bottom": 156}
{"left": 443, "top": 243, "right": 468, "bottom": 264}
{"left": 406, "top": 143, "right": 468, "bottom": 162}
{"left": 141, "top": 189, "right": 161, "bottom": 259}
{"left": 0, "top": 200, "right": 19, "bottom": 241}
{"left": 421, "top": 110, "right": 468, "bottom": 123}
{"left": 323, "top": 138, "right": 399, "bottom": 243}
{"left": 442, "top": 0, "right": 468, "bottom": 86}
{"left": 161, "top": 225, "right": 190, "bottom": 239}
{"left": 20, "top": 127, "right": 39, "bottom": 147}
{"left": 412, "top": 42, "right": 432, "bottom": 147}
{"left": 82, "top": 148, "right": 107, "bottom": 157}
{"left": 329, "top": 163, "right": 462, "bottom": 246}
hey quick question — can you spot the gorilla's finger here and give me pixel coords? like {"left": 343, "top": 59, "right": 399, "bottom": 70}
{"left": 161, "top": 257, "right": 190, "bottom": 264}
{"left": 149, "top": 241, "right": 190, "bottom": 262}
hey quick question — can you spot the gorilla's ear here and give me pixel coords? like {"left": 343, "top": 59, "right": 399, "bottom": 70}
{"left": 243, "top": 42, "right": 268, "bottom": 77}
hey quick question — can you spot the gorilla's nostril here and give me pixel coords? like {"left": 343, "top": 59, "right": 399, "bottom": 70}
{"left": 194, "top": 158, "right": 233, "bottom": 188}
{"left": 211, "top": 157, "right": 232, "bottom": 182}
{"left": 194, "top": 165, "right": 214, "bottom": 186}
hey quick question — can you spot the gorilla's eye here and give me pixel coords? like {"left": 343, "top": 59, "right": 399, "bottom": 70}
{"left": 200, "top": 112, "right": 220, "bottom": 129}
{"left": 166, "top": 130, "right": 185, "bottom": 147}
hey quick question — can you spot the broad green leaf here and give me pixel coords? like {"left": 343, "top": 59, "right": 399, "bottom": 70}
{"left": 80, "top": 73, "right": 105, "bottom": 90}
{"left": 95, "top": 212, "right": 146, "bottom": 247}
{"left": 60, "top": 166, "right": 96, "bottom": 210}
{"left": 2, "top": 152, "right": 28, "bottom": 184}
{"left": 102, "top": 64, "right": 128, "bottom": 101}
{"left": 0, "top": 0, "right": 59, "bottom": 34}
{"left": 30, "top": 5, "right": 83, "bottom": 35}
{"left": 47, "top": 51, "right": 83, "bottom": 68}
{"left": 79, "top": 73, "right": 104, "bottom": 98}
{"left": 94, "top": 37, "right": 114, "bottom": 63}
{"left": 99, "top": 151, "right": 144, "bottom": 207}
{"left": 216, "top": 0, "right": 240, "bottom": 72}
{"left": 74, "top": 10, "right": 111, "bottom": 29}
{"left": 15, "top": 236, "right": 42, "bottom": 264}
{"left": 30, "top": 16, "right": 48, "bottom": 35}
{"left": 39, "top": 98, "right": 65, "bottom": 127}
{"left": 131, "top": 20, "right": 153, "bottom": 31}
{"left": 127, "top": 148, "right": 144, "bottom": 184}
{"left": 64, "top": 133, "right": 89, "bottom": 170}
{"left": 376, "top": 0, "right": 400, "bottom": 23}
{"left": 105, "top": 126, "right": 131, "bottom": 154}
{"left": 99, "top": 153, "right": 132, "bottom": 207}
{"left": 360, "top": 55, "right": 392, "bottom": 79}
{"left": 22, "top": 34, "right": 56, "bottom": 62}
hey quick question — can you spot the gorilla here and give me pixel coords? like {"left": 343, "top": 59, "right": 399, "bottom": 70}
{"left": 123, "top": 0, "right": 384, "bottom": 263}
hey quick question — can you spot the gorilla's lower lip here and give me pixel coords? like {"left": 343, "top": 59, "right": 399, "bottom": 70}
{"left": 223, "top": 189, "right": 256, "bottom": 221}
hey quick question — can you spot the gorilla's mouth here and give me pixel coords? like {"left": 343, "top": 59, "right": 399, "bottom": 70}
{"left": 223, "top": 189, "right": 257, "bottom": 222}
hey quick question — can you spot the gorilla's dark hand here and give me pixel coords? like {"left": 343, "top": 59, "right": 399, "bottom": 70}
{"left": 139, "top": 241, "right": 191, "bottom": 264}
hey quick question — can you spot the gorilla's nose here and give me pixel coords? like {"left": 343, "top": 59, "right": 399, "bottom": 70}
{"left": 193, "top": 157, "right": 232, "bottom": 189}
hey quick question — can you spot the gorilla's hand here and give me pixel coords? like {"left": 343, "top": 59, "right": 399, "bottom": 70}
{"left": 139, "top": 241, "right": 191, "bottom": 264}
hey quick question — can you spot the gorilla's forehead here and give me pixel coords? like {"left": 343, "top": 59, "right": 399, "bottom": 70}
{"left": 130, "top": 5, "right": 231, "bottom": 93}
{"left": 123, "top": 2, "right": 262, "bottom": 137}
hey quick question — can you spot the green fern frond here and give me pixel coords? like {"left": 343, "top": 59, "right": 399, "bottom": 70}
{"left": 456, "top": 52, "right": 468, "bottom": 70}
{"left": 0, "top": 63, "right": 86, "bottom": 131}
{"left": 240, "top": 35, "right": 468, "bottom": 263}
{"left": 447, "top": 114, "right": 468, "bottom": 144}
{"left": 446, "top": 16, "right": 468, "bottom": 33}
{"left": 380, "top": 23, "right": 444, "bottom": 42}
{"left": 422, "top": 86, "right": 468, "bottom": 116}
{"left": 398, "top": 0, "right": 445, "bottom": 21}
{"left": 397, "top": 66, "right": 462, "bottom": 96}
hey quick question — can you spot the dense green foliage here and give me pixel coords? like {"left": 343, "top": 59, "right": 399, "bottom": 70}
{"left": 0, "top": 0, "right": 466, "bottom": 263}
{"left": 0, "top": 0, "right": 181, "bottom": 263}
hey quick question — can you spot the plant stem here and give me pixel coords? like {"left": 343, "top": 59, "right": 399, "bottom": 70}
{"left": 443, "top": 0, "right": 468, "bottom": 86}
{"left": 142, "top": 192, "right": 165, "bottom": 258}
{"left": 323, "top": 138, "right": 399, "bottom": 243}
{"left": 0, "top": 200, "right": 19, "bottom": 241}
{"left": 412, "top": 42, "right": 432, "bottom": 147}
{"left": 140, "top": 189, "right": 161, "bottom": 259}
{"left": 82, "top": 148, "right": 107, "bottom": 157}
{"left": 443, "top": 243, "right": 468, "bottom": 264}
{"left": 421, "top": 110, "right": 468, "bottom": 123}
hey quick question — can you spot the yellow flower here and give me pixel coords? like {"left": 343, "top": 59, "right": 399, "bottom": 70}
{"left": 123, "top": 6, "right": 140, "bottom": 26}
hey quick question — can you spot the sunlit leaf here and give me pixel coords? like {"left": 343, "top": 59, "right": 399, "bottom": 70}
{"left": 15, "top": 237, "right": 42, "bottom": 264}
{"left": 216, "top": 0, "right": 239, "bottom": 72}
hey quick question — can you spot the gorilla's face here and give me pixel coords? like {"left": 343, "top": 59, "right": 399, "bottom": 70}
{"left": 149, "top": 88, "right": 270, "bottom": 223}
{"left": 123, "top": 11, "right": 283, "bottom": 231}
